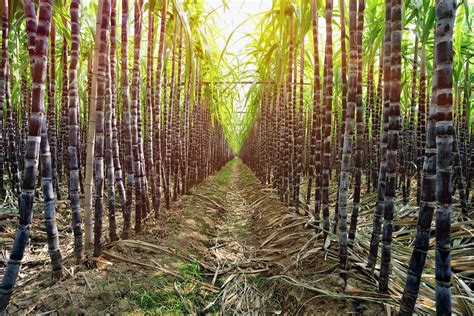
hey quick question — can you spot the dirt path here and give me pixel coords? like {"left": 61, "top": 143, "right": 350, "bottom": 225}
{"left": 201, "top": 160, "right": 276, "bottom": 314}
{"left": 2, "top": 158, "right": 383, "bottom": 314}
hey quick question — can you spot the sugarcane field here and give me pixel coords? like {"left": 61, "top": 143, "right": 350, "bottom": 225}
{"left": 0, "top": 0, "right": 472, "bottom": 314}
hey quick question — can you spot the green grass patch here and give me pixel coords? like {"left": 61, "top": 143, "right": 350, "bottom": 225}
{"left": 216, "top": 168, "right": 231, "bottom": 185}
{"left": 136, "top": 289, "right": 186, "bottom": 313}
{"left": 134, "top": 261, "right": 215, "bottom": 314}
{"left": 179, "top": 260, "right": 201, "bottom": 281}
